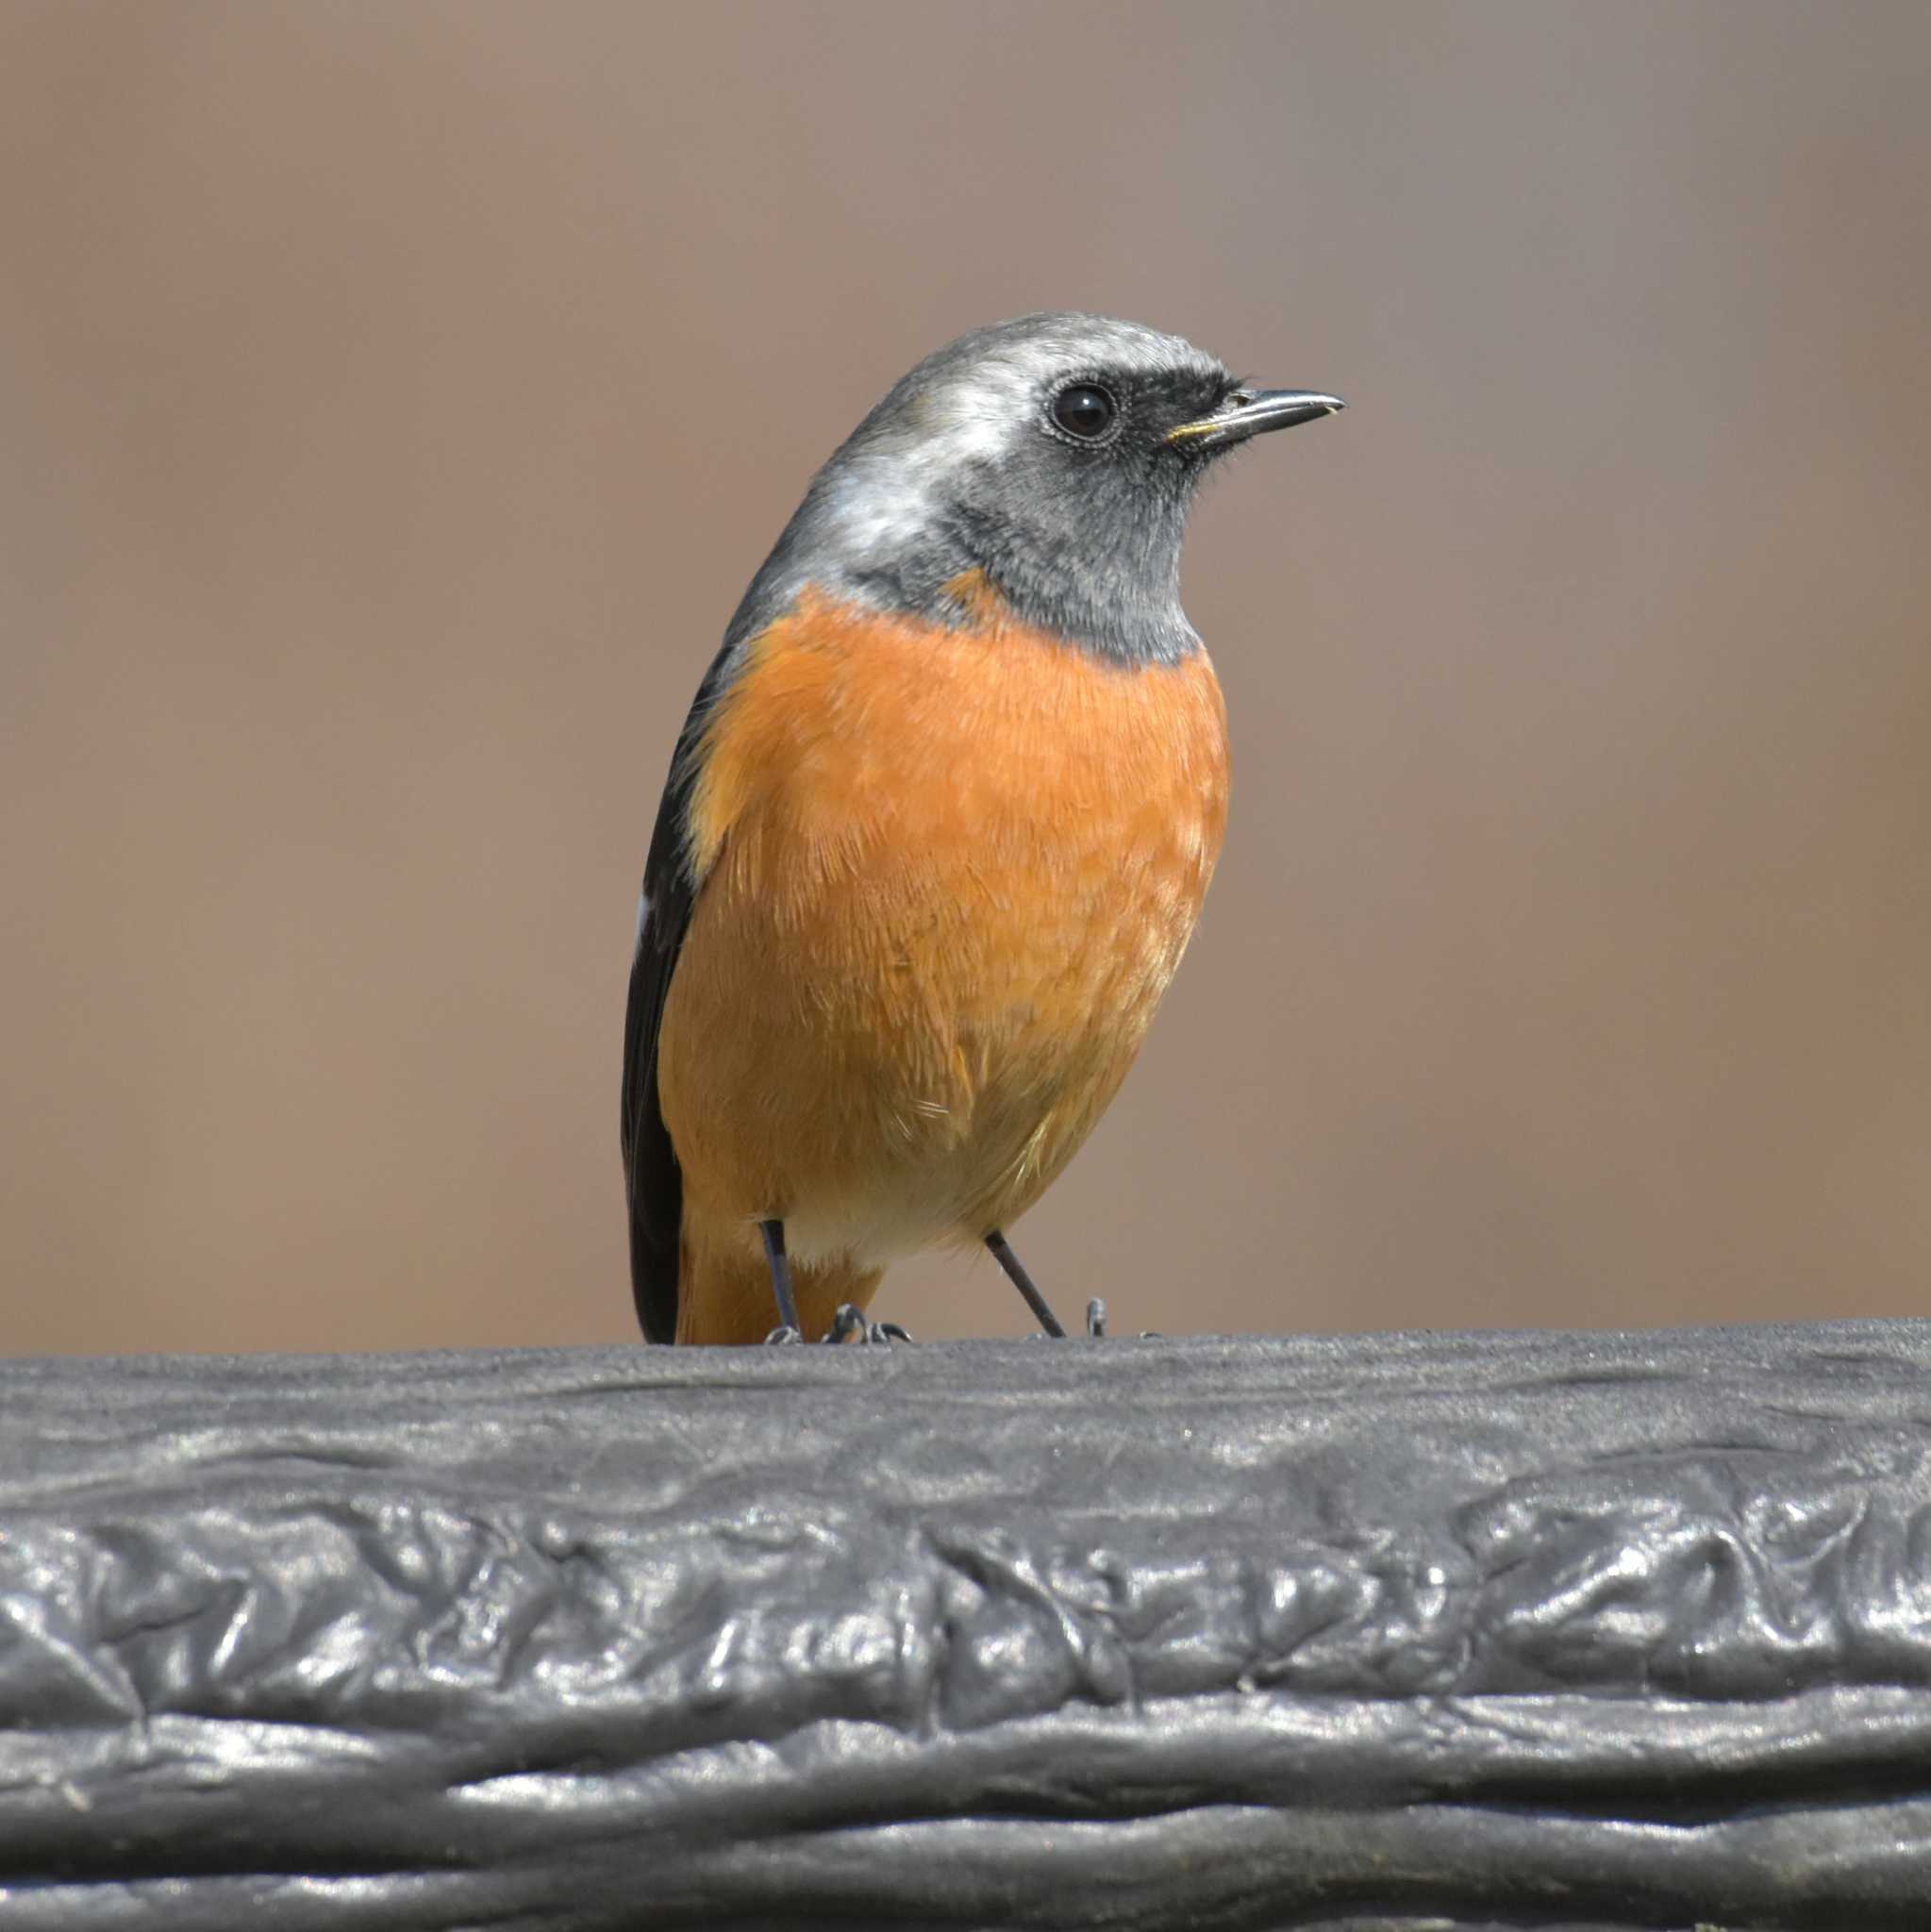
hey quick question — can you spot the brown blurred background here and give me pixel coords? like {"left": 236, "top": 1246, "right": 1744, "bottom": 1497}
{"left": 3, "top": 2, "right": 1927, "bottom": 1356}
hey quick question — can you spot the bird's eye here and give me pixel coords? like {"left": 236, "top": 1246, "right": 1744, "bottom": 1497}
{"left": 1049, "top": 382, "right": 1119, "bottom": 441}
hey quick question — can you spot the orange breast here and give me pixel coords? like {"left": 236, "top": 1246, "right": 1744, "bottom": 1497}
{"left": 658, "top": 578, "right": 1229, "bottom": 1274}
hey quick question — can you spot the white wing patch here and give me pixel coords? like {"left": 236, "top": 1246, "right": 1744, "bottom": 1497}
{"left": 633, "top": 887, "right": 650, "bottom": 957}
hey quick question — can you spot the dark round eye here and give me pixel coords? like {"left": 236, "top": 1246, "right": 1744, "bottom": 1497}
{"left": 1050, "top": 382, "right": 1119, "bottom": 441}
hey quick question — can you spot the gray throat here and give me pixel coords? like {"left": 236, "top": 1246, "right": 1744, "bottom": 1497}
{"left": 723, "top": 459, "right": 1205, "bottom": 669}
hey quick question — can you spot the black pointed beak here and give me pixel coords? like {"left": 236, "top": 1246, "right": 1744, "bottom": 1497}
{"left": 1167, "top": 388, "right": 1346, "bottom": 449}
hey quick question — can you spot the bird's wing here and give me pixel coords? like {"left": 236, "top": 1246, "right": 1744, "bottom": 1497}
{"left": 621, "top": 642, "right": 739, "bottom": 1342}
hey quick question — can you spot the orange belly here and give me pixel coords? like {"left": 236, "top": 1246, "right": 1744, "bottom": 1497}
{"left": 658, "top": 580, "right": 1229, "bottom": 1341}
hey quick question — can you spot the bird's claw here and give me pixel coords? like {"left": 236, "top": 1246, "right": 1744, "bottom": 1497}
{"left": 824, "top": 1305, "right": 865, "bottom": 1345}
{"left": 824, "top": 1305, "right": 913, "bottom": 1345}
{"left": 1077, "top": 1299, "right": 1157, "bottom": 1340}
{"left": 763, "top": 1324, "right": 804, "bottom": 1345}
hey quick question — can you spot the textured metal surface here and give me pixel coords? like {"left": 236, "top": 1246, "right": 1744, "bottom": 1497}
{"left": 2, "top": 1322, "right": 1928, "bottom": 1928}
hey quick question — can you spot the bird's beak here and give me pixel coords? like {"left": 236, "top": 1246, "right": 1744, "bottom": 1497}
{"left": 1167, "top": 388, "right": 1346, "bottom": 448}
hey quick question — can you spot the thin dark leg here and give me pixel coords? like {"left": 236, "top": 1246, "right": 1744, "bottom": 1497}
{"left": 985, "top": 1229, "right": 1068, "bottom": 1339}
{"left": 759, "top": 1219, "right": 802, "bottom": 1341}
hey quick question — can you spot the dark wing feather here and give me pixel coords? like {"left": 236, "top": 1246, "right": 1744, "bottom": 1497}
{"left": 621, "top": 644, "right": 739, "bottom": 1342}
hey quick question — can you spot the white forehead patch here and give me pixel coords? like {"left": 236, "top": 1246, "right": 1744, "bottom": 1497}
{"left": 903, "top": 317, "right": 1219, "bottom": 466}
{"left": 917, "top": 353, "right": 1040, "bottom": 462}
{"left": 811, "top": 314, "right": 1227, "bottom": 574}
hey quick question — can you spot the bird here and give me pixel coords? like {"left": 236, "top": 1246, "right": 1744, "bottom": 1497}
{"left": 622, "top": 312, "right": 1341, "bottom": 1344}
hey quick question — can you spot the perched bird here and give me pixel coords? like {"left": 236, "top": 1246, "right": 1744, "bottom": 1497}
{"left": 623, "top": 313, "right": 1340, "bottom": 1344}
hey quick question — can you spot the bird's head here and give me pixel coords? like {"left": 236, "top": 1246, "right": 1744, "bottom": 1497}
{"left": 733, "top": 312, "right": 1342, "bottom": 665}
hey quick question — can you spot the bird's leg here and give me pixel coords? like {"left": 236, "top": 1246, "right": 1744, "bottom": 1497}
{"left": 985, "top": 1230, "right": 1068, "bottom": 1338}
{"left": 759, "top": 1219, "right": 803, "bottom": 1343}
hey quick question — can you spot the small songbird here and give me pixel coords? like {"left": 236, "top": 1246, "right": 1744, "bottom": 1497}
{"left": 622, "top": 313, "right": 1341, "bottom": 1344}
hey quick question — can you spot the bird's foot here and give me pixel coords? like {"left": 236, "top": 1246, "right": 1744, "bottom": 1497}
{"left": 824, "top": 1305, "right": 913, "bottom": 1345}
{"left": 763, "top": 1324, "right": 804, "bottom": 1345}
{"left": 1077, "top": 1298, "right": 1158, "bottom": 1340}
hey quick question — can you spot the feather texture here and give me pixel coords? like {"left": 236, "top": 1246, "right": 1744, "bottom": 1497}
{"left": 646, "top": 579, "right": 1228, "bottom": 1342}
